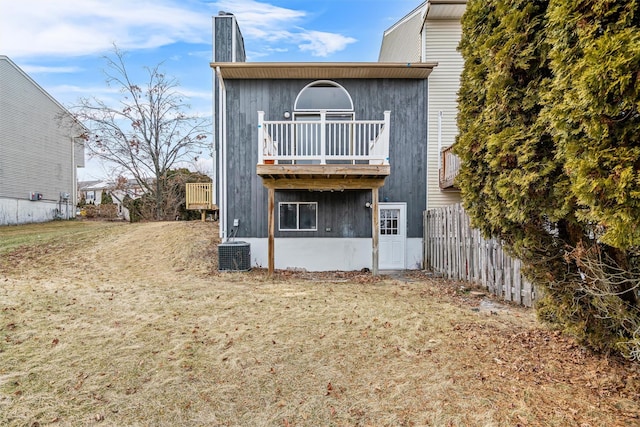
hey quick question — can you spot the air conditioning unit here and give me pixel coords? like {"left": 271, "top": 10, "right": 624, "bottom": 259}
{"left": 218, "top": 241, "right": 251, "bottom": 271}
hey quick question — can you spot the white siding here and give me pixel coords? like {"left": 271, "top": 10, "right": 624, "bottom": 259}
{"left": 424, "top": 20, "right": 463, "bottom": 209}
{"left": 378, "top": 6, "right": 425, "bottom": 62}
{"left": 0, "top": 56, "right": 84, "bottom": 224}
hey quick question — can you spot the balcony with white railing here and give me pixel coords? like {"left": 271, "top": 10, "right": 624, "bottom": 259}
{"left": 258, "top": 110, "right": 390, "bottom": 166}
{"left": 256, "top": 111, "right": 391, "bottom": 189}
{"left": 439, "top": 145, "right": 461, "bottom": 190}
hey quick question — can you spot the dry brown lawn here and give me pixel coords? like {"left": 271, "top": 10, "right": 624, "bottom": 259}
{"left": 0, "top": 220, "right": 639, "bottom": 426}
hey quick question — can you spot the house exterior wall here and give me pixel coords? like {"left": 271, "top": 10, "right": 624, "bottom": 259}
{"left": 424, "top": 19, "right": 463, "bottom": 209}
{"left": 378, "top": 3, "right": 424, "bottom": 62}
{"left": 222, "top": 78, "right": 428, "bottom": 241}
{"left": 0, "top": 56, "right": 84, "bottom": 225}
{"left": 380, "top": 7, "right": 463, "bottom": 211}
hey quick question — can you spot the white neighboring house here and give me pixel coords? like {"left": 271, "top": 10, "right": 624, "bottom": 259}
{"left": 78, "top": 180, "right": 105, "bottom": 205}
{"left": 379, "top": 0, "right": 466, "bottom": 210}
{"left": 78, "top": 179, "right": 147, "bottom": 220}
{"left": 0, "top": 55, "right": 86, "bottom": 225}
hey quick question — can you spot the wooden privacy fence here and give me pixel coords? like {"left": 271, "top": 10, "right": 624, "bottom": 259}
{"left": 424, "top": 204, "right": 536, "bottom": 307}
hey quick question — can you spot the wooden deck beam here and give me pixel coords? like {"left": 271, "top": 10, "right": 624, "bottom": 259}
{"left": 257, "top": 164, "right": 390, "bottom": 177}
{"left": 261, "top": 178, "right": 386, "bottom": 191}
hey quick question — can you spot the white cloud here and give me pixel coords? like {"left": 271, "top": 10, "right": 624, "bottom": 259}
{"left": 298, "top": 30, "right": 357, "bottom": 57}
{"left": 213, "top": 0, "right": 305, "bottom": 40}
{"left": 0, "top": 0, "right": 358, "bottom": 61}
{"left": 20, "top": 65, "right": 83, "bottom": 74}
{"left": 0, "top": 0, "right": 211, "bottom": 59}
{"left": 212, "top": 0, "right": 357, "bottom": 58}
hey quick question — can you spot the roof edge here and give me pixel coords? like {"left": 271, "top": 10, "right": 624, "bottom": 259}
{"left": 210, "top": 62, "right": 438, "bottom": 80}
{"left": 382, "top": 1, "right": 427, "bottom": 37}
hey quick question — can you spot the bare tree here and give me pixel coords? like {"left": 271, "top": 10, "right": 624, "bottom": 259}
{"left": 72, "top": 46, "right": 210, "bottom": 219}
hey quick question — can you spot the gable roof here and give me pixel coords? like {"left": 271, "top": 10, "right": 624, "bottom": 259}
{"left": 382, "top": 2, "right": 427, "bottom": 37}
{"left": 1, "top": 56, "right": 69, "bottom": 115}
{"left": 0, "top": 55, "right": 88, "bottom": 134}
{"left": 210, "top": 62, "right": 436, "bottom": 80}
{"left": 423, "top": 0, "right": 467, "bottom": 20}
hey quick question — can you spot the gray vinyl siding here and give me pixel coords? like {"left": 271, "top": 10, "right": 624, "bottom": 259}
{"left": 223, "top": 79, "right": 427, "bottom": 239}
{"left": 0, "top": 57, "right": 84, "bottom": 204}
{"left": 424, "top": 19, "right": 463, "bottom": 209}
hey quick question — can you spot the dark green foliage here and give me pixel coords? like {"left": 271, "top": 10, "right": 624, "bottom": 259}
{"left": 457, "top": 0, "right": 640, "bottom": 359}
{"left": 100, "top": 190, "right": 114, "bottom": 205}
{"left": 544, "top": 0, "right": 640, "bottom": 249}
{"left": 122, "top": 195, "right": 144, "bottom": 223}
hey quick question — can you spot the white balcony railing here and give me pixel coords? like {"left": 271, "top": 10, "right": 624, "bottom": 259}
{"left": 258, "top": 111, "right": 390, "bottom": 165}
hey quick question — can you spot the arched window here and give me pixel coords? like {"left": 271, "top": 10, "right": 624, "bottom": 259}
{"left": 294, "top": 80, "right": 354, "bottom": 112}
{"left": 291, "top": 81, "right": 354, "bottom": 165}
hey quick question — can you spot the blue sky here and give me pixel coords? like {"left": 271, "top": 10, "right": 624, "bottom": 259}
{"left": 0, "top": 0, "right": 421, "bottom": 180}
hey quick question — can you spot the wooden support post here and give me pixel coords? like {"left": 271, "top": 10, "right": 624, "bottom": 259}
{"left": 371, "top": 187, "right": 379, "bottom": 276}
{"left": 201, "top": 210, "right": 206, "bottom": 222}
{"left": 268, "top": 187, "right": 275, "bottom": 277}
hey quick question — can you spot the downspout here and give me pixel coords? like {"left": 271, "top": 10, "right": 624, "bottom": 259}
{"left": 437, "top": 111, "right": 443, "bottom": 172}
{"left": 71, "top": 136, "right": 75, "bottom": 220}
{"left": 216, "top": 66, "right": 227, "bottom": 240}
{"left": 424, "top": 79, "right": 433, "bottom": 212}
{"left": 211, "top": 17, "right": 217, "bottom": 207}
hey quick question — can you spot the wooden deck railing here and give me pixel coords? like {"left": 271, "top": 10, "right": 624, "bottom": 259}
{"left": 258, "top": 111, "right": 390, "bottom": 165}
{"left": 440, "top": 145, "right": 460, "bottom": 189}
{"left": 186, "top": 182, "right": 214, "bottom": 210}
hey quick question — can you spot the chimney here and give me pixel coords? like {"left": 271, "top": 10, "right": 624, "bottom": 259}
{"left": 213, "top": 12, "right": 246, "bottom": 63}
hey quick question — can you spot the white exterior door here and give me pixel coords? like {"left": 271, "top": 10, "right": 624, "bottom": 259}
{"left": 379, "top": 203, "right": 406, "bottom": 270}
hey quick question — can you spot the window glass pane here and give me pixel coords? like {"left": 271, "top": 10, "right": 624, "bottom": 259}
{"left": 299, "top": 203, "right": 317, "bottom": 230}
{"left": 380, "top": 209, "right": 400, "bottom": 235}
{"left": 295, "top": 85, "right": 353, "bottom": 110}
{"left": 279, "top": 203, "right": 297, "bottom": 230}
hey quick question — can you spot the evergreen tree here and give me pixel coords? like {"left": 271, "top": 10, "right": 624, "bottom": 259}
{"left": 101, "top": 190, "right": 114, "bottom": 205}
{"left": 456, "top": 0, "right": 640, "bottom": 359}
{"left": 544, "top": 0, "right": 640, "bottom": 249}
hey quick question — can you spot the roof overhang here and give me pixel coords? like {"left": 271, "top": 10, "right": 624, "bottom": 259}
{"left": 424, "top": 0, "right": 467, "bottom": 20}
{"left": 210, "top": 62, "right": 436, "bottom": 80}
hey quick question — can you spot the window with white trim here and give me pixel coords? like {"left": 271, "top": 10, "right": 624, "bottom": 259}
{"left": 380, "top": 208, "right": 400, "bottom": 235}
{"left": 279, "top": 202, "right": 317, "bottom": 231}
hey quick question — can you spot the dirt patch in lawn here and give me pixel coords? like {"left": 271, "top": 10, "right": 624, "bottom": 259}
{"left": 0, "top": 221, "right": 639, "bottom": 426}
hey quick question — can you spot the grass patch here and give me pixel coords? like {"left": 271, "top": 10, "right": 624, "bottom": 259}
{"left": 0, "top": 221, "right": 123, "bottom": 254}
{"left": 0, "top": 221, "right": 638, "bottom": 426}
